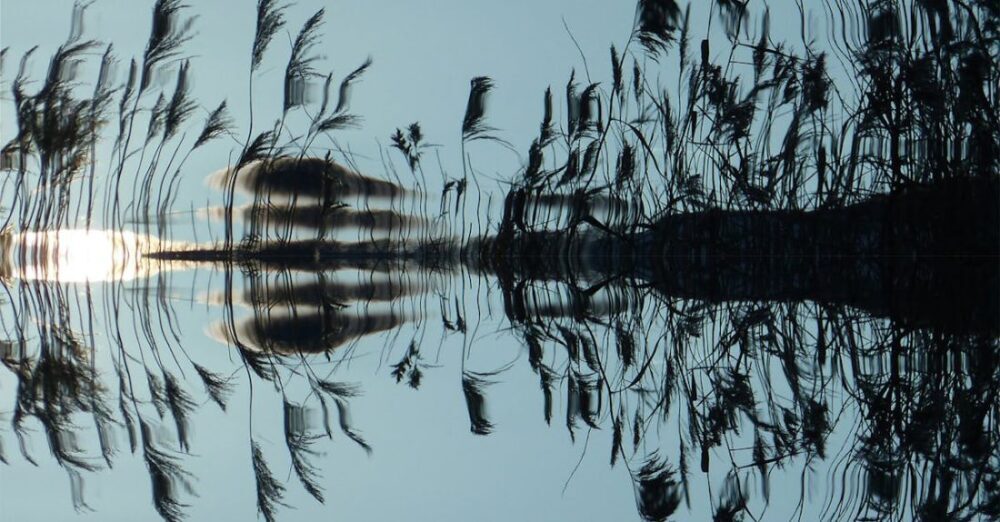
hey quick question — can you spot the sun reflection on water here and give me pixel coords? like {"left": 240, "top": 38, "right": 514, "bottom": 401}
{"left": 3, "top": 229, "right": 188, "bottom": 283}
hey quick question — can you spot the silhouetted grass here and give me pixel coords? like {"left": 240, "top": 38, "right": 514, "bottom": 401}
{"left": 2, "top": 1, "right": 998, "bottom": 521}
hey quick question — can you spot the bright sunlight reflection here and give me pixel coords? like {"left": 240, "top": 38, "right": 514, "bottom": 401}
{"left": 5, "top": 229, "right": 184, "bottom": 283}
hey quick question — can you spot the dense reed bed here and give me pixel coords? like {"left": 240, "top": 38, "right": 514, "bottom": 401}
{"left": 479, "top": 0, "right": 998, "bottom": 255}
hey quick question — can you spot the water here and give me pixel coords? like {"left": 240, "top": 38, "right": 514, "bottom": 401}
{"left": 1, "top": 1, "right": 998, "bottom": 521}
{"left": 2, "top": 231, "right": 995, "bottom": 521}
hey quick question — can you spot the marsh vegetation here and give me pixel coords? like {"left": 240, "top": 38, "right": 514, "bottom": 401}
{"left": 1, "top": 0, "right": 997, "bottom": 520}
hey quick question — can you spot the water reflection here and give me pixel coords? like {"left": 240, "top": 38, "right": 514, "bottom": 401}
{"left": 208, "top": 271, "right": 418, "bottom": 355}
{"left": 2, "top": 243, "right": 997, "bottom": 520}
{"left": 2, "top": 229, "right": 189, "bottom": 282}
{"left": 2, "top": 0, "right": 998, "bottom": 520}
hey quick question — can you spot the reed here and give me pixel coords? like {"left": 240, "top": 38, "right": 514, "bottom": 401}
{"left": 1, "top": 1, "right": 997, "bottom": 521}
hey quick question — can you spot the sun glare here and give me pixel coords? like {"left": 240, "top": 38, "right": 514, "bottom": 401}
{"left": 11, "top": 229, "right": 172, "bottom": 283}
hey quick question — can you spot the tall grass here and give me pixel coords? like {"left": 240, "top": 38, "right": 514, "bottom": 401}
{"left": 0, "top": 1, "right": 997, "bottom": 521}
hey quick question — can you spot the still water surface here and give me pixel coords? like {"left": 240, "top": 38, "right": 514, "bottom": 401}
{"left": 2, "top": 1, "right": 998, "bottom": 521}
